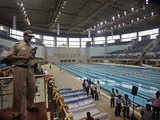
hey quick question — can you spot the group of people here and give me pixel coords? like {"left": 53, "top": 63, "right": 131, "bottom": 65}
{"left": 82, "top": 79, "right": 101, "bottom": 101}
{"left": 110, "top": 88, "right": 160, "bottom": 120}
{"left": 110, "top": 88, "right": 131, "bottom": 119}
{"left": 141, "top": 91, "right": 160, "bottom": 120}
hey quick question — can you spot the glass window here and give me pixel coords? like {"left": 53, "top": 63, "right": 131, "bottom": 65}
{"left": 121, "top": 32, "right": 137, "bottom": 42}
{"left": 43, "top": 36, "right": 54, "bottom": 40}
{"left": 107, "top": 39, "right": 115, "bottom": 43}
{"left": 139, "top": 28, "right": 159, "bottom": 36}
{"left": 34, "top": 34, "right": 40, "bottom": 39}
{"left": 107, "top": 35, "right": 119, "bottom": 43}
{"left": 10, "top": 34, "right": 23, "bottom": 40}
{"left": 151, "top": 34, "right": 158, "bottom": 39}
{"left": 11, "top": 29, "right": 23, "bottom": 36}
{"left": 57, "top": 37, "right": 67, "bottom": 47}
{"left": 81, "top": 38, "right": 91, "bottom": 48}
{"left": 94, "top": 37, "right": 105, "bottom": 44}
{"left": 43, "top": 40, "right": 54, "bottom": 47}
{"left": 69, "top": 38, "right": 80, "bottom": 48}
{"left": 43, "top": 36, "right": 54, "bottom": 47}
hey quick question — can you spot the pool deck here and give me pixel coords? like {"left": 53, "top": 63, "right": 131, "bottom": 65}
{"left": 44, "top": 64, "right": 142, "bottom": 120}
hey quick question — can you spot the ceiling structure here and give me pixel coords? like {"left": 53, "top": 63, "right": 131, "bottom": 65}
{"left": 0, "top": 0, "right": 160, "bottom": 37}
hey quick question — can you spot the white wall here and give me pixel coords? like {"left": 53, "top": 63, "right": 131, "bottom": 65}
{"left": 47, "top": 47, "right": 89, "bottom": 64}
{"left": 89, "top": 47, "right": 105, "bottom": 57}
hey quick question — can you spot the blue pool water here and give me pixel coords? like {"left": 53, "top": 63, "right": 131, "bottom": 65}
{"left": 57, "top": 64, "right": 160, "bottom": 107}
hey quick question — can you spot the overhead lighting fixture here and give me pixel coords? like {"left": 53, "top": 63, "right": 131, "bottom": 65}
{"left": 131, "top": 8, "right": 134, "bottom": 12}
{"left": 20, "top": 2, "right": 23, "bottom": 7}
{"left": 112, "top": 16, "right": 115, "bottom": 21}
{"left": 124, "top": 11, "right": 127, "bottom": 16}
{"left": 97, "top": 30, "right": 101, "bottom": 34}
{"left": 26, "top": 17, "right": 31, "bottom": 26}
{"left": 100, "top": 21, "right": 103, "bottom": 25}
{"left": 146, "top": 0, "right": 149, "bottom": 5}
{"left": 151, "top": 12, "right": 154, "bottom": 16}
{"left": 118, "top": 14, "right": 120, "bottom": 18}
{"left": 131, "top": 19, "right": 134, "bottom": 23}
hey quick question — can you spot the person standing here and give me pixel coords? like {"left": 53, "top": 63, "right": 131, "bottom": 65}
{"left": 141, "top": 104, "right": 154, "bottom": 120}
{"left": 110, "top": 88, "right": 115, "bottom": 107}
{"left": 84, "top": 80, "right": 89, "bottom": 96}
{"left": 90, "top": 84, "right": 95, "bottom": 99}
{"left": 85, "top": 112, "right": 94, "bottom": 120}
{"left": 7, "top": 30, "right": 38, "bottom": 119}
{"left": 152, "top": 91, "right": 160, "bottom": 120}
{"left": 122, "top": 94, "right": 131, "bottom": 118}
{"left": 96, "top": 80, "right": 101, "bottom": 96}
{"left": 115, "top": 95, "right": 122, "bottom": 116}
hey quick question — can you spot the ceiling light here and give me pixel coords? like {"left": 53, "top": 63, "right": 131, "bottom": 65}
{"left": 97, "top": 30, "right": 101, "bottom": 34}
{"left": 151, "top": 12, "right": 154, "bottom": 16}
{"left": 112, "top": 16, "right": 115, "bottom": 21}
{"left": 26, "top": 17, "right": 31, "bottom": 26}
{"left": 146, "top": 0, "right": 149, "bottom": 5}
{"left": 124, "top": 11, "right": 127, "bottom": 16}
{"left": 131, "top": 19, "right": 134, "bottom": 23}
{"left": 20, "top": 2, "right": 23, "bottom": 7}
{"left": 118, "top": 14, "right": 120, "bottom": 18}
{"left": 131, "top": 8, "right": 134, "bottom": 12}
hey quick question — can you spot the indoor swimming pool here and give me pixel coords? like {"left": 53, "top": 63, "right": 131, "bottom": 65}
{"left": 57, "top": 64, "right": 160, "bottom": 107}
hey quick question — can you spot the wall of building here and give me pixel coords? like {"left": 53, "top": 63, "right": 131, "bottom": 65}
{"left": 47, "top": 47, "right": 89, "bottom": 64}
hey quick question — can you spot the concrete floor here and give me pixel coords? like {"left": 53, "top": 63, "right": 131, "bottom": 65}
{"left": 44, "top": 64, "right": 127, "bottom": 120}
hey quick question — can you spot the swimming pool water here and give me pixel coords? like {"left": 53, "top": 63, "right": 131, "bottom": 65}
{"left": 57, "top": 64, "right": 160, "bottom": 107}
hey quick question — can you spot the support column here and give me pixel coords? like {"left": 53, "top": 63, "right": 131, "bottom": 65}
{"left": 67, "top": 37, "right": 69, "bottom": 48}
{"left": 91, "top": 36, "right": 94, "bottom": 46}
{"left": 80, "top": 38, "right": 81, "bottom": 48}
{"left": 105, "top": 36, "right": 107, "bottom": 47}
{"left": 55, "top": 37, "right": 57, "bottom": 47}
{"left": 120, "top": 34, "right": 122, "bottom": 42}
{"left": 137, "top": 32, "right": 139, "bottom": 41}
